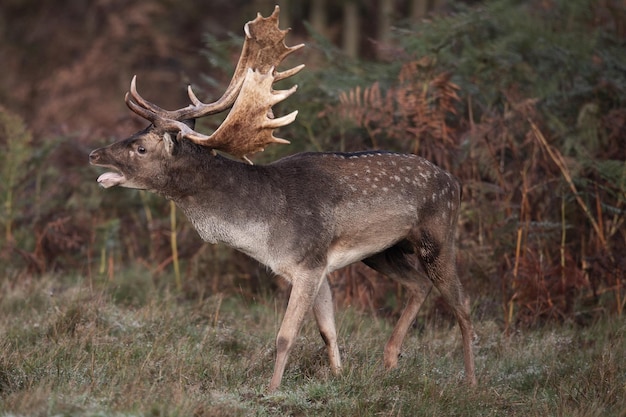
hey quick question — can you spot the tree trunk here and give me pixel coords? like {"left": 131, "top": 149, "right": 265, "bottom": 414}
{"left": 377, "top": 0, "right": 394, "bottom": 60}
{"left": 310, "top": 0, "right": 327, "bottom": 37}
{"left": 411, "top": 0, "right": 429, "bottom": 20}
{"left": 411, "top": 0, "right": 447, "bottom": 20}
{"left": 342, "top": 1, "right": 359, "bottom": 59}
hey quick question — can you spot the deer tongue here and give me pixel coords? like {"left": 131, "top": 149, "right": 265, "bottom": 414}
{"left": 97, "top": 172, "right": 125, "bottom": 188}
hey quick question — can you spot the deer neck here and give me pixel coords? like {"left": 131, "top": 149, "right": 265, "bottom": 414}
{"left": 168, "top": 151, "right": 283, "bottom": 256}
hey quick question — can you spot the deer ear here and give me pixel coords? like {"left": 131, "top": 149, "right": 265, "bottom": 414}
{"left": 163, "top": 132, "right": 176, "bottom": 155}
{"left": 181, "top": 119, "right": 196, "bottom": 129}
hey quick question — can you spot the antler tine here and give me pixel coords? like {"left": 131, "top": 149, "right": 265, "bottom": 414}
{"left": 125, "top": 76, "right": 158, "bottom": 123}
{"left": 126, "top": 76, "right": 197, "bottom": 135}
{"left": 275, "top": 63, "right": 306, "bottom": 82}
{"left": 187, "top": 86, "right": 203, "bottom": 106}
{"left": 128, "top": 75, "right": 166, "bottom": 117}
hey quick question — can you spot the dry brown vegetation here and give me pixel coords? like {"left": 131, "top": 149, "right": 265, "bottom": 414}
{"left": 325, "top": 0, "right": 626, "bottom": 329}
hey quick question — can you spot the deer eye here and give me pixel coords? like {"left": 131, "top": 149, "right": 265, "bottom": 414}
{"left": 137, "top": 145, "right": 147, "bottom": 155}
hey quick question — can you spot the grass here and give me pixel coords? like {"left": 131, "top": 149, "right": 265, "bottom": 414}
{"left": 0, "top": 271, "right": 624, "bottom": 416}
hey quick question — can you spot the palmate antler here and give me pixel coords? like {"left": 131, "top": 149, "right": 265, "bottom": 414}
{"left": 125, "top": 6, "right": 304, "bottom": 162}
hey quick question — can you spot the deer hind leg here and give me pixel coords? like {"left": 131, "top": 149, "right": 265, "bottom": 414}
{"left": 269, "top": 268, "right": 326, "bottom": 392}
{"left": 313, "top": 278, "right": 342, "bottom": 375}
{"left": 363, "top": 244, "right": 433, "bottom": 369}
{"left": 415, "top": 228, "right": 477, "bottom": 386}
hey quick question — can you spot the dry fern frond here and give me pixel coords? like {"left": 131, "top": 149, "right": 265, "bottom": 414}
{"left": 336, "top": 60, "right": 461, "bottom": 166}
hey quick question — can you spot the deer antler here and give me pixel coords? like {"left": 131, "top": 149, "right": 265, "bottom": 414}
{"left": 125, "top": 6, "right": 304, "bottom": 162}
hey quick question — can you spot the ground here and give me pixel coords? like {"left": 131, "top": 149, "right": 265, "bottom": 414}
{"left": 0, "top": 271, "right": 624, "bottom": 416}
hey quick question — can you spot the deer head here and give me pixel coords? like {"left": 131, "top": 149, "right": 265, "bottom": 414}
{"left": 90, "top": 6, "right": 303, "bottom": 190}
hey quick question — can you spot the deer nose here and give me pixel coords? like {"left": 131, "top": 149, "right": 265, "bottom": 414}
{"left": 89, "top": 149, "right": 100, "bottom": 164}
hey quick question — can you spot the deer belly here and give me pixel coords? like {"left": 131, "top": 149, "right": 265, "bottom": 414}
{"left": 326, "top": 237, "right": 397, "bottom": 272}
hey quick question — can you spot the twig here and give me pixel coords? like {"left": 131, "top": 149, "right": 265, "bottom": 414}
{"left": 529, "top": 121, "right": 610, "bottom": 256}
{"left": 170, "top": 200, "right": 182, "bottom": 291}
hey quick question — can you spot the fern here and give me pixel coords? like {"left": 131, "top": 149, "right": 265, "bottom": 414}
{"left": 337, "top": 59, "right": 461, "bottom": 167}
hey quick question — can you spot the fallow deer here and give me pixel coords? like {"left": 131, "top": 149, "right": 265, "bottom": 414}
{"left": 89, "top": 6, "right": 476, "bottom": 391}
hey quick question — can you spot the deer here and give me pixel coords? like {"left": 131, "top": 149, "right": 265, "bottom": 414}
{"left": 89, "top": 6, "right": 476, "bottom": 391}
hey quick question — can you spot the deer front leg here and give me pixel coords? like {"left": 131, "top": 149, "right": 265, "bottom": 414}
{"left": 269, "top": 270, "right": 325, "bottom": 392}
{"left": 313, "top": 278, "right": 342, "bottom": 375}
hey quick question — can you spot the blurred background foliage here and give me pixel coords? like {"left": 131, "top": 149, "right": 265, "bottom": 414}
{"left": 0, "top": 0, "right": 624, "bottom": 329}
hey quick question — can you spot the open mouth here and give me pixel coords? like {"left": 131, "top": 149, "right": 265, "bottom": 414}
{"left": 90, "top": 149, "right": 126, "bottom": 188}
{"left": 96, "top": 170, "right": 126, "bottom": 188}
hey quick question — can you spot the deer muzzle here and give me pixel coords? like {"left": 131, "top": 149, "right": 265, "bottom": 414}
{"left": 89, "top": 149, "right": 126, "bottom": 188}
